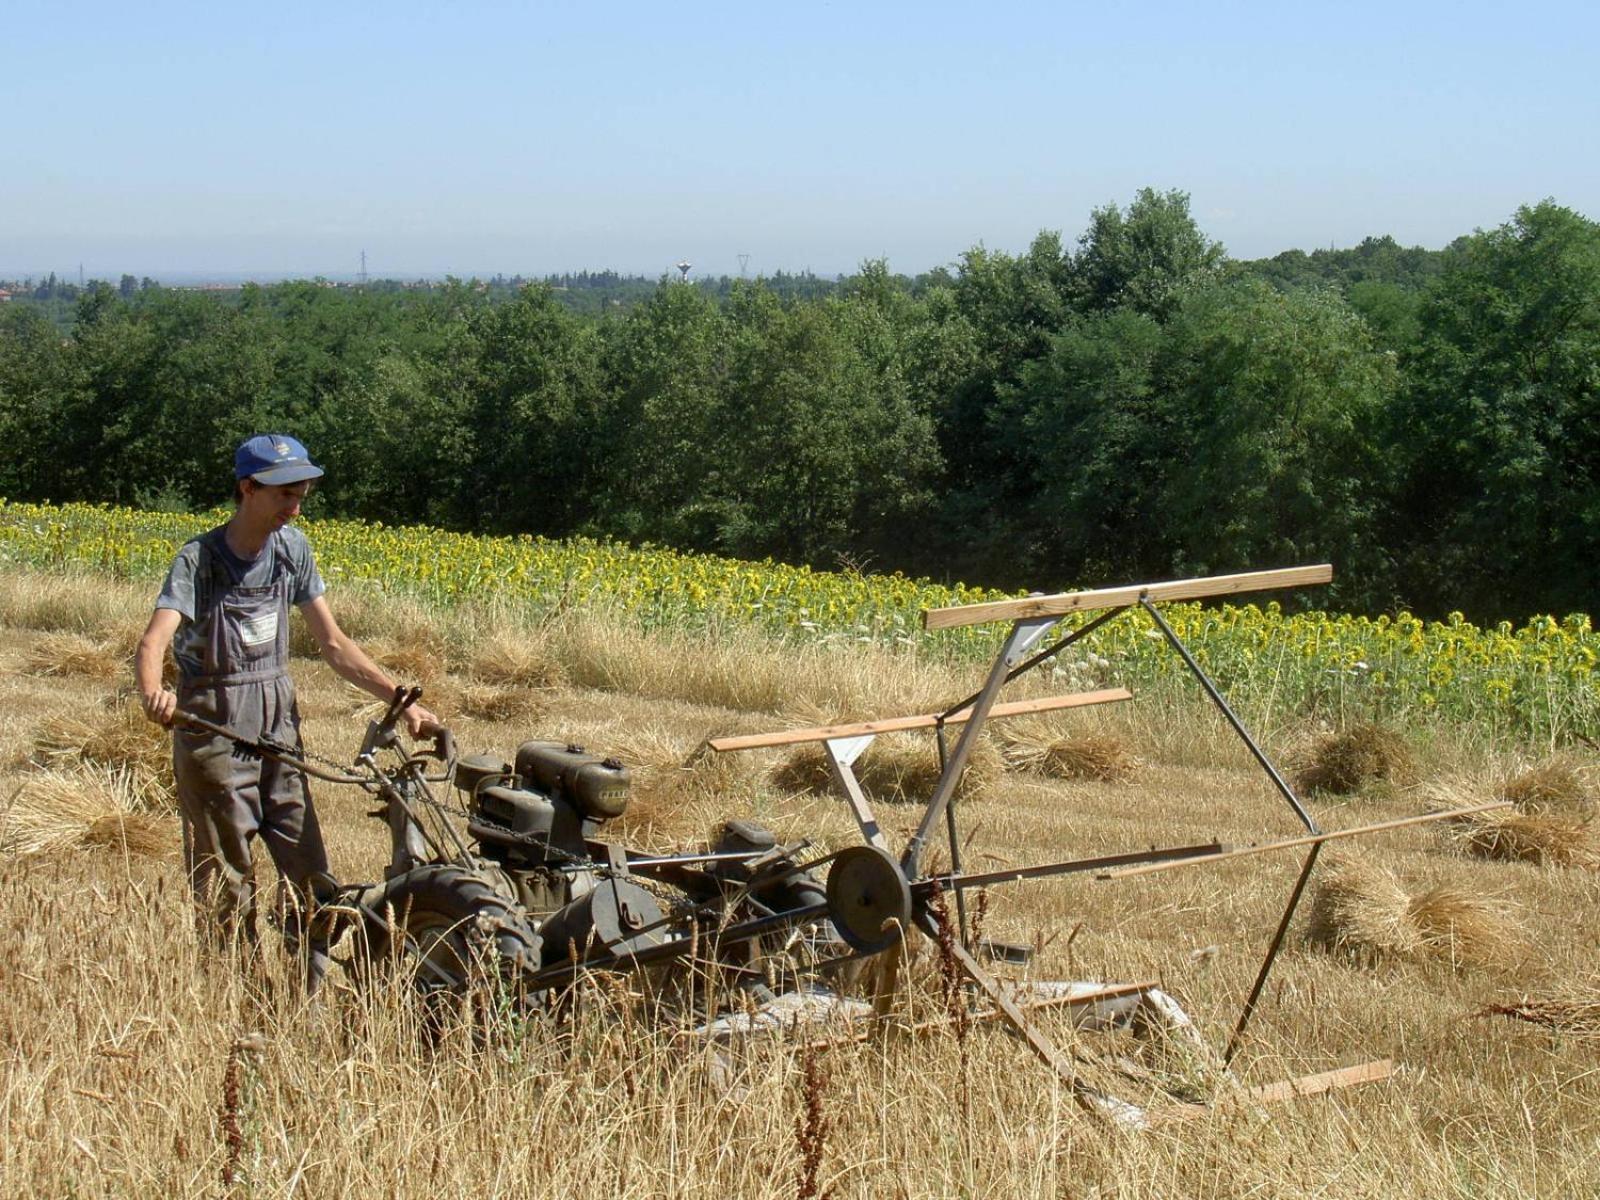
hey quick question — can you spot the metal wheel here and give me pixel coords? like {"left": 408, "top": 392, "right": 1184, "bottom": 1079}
{"left": 365, "top": 865, "right": 542, "bottom": 1009}
{"left": 825, "top": 844, "right": 912, "bottom": 954}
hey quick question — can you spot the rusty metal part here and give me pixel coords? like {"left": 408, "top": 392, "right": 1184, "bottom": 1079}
{"left": 825, "top": 845, "right": 912, "bottom": 953}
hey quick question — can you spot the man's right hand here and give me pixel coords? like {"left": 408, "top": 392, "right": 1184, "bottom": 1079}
{"left": 141, "top": 687, "right": 178, "bottom": 727}
{"left": 135, "top": 609, "right": 182, "bottom": 728}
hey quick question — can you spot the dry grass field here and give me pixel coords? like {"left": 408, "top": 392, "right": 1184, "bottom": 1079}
{"left": 2, "top": 568, "right": 1597, "bottom": 1198}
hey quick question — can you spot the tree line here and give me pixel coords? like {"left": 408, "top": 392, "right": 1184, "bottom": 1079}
{"left": 2, "top": 190, "right": 1596, "bottom": 622}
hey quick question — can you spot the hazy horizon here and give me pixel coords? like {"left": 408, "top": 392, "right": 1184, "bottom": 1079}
{"left": 6, "top": 0, "right": 1595, "bottom": 285}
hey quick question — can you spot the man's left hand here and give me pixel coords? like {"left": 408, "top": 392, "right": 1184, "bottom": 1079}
{"left": 404, "top": 703, "right": 441, "bottom": 739}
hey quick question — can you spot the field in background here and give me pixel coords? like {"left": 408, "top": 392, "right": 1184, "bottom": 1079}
{"left": 1, "top": 545, "right": 1597, "bottom": 1196}
{"left": 3, "top": 500, "right": 1598, "bottom": 744}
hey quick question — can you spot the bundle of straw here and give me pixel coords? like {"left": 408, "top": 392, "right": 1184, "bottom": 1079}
{"left": 772, "top": 733, "right": 1001, "bottom": 804}
{"left": 1, "top": 767, "right": 174, "bottom": 858}
{"left": 1438, "top": 761, "right": 1598, "bottom": 868}
{"left": 23, "top": 632, "right": 126, "bottom": 681}
{"left": 1294, "top": 724, "right": 1415, "bottom": 795}
{"left": 998, "top": 721, "right": 1138, "bottom": 782}
{"left": 1306, "top": 856, "right": 1522, "bottom": 968}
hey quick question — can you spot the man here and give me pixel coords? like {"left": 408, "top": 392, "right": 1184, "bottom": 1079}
{"left": 135, "top": 434, "right": 439, "bottom": 990}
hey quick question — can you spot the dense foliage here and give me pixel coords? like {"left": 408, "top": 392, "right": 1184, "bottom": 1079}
{"left": 3, "top": 191, "right": 1596, "bottom": 622}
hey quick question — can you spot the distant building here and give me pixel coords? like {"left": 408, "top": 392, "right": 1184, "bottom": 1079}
{"left": 0, "top": 289, "right": 12, "bottom": 303}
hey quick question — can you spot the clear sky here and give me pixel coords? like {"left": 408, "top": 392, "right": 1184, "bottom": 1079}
{"left": 4, "top": 0, "right": 1596, "bottom": 281}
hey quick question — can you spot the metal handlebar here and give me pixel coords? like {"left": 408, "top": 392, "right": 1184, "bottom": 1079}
{"left": 172, "top": 706, "right": 455, "bottom": 787}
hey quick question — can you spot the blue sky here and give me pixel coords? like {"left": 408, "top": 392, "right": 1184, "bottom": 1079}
{"left": 4, "top": 0, "right": 1596, "bottom": 280}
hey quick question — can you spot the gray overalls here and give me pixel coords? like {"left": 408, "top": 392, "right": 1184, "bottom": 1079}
{"left": 173, "top": 531, "right": 330, "bottom": 987}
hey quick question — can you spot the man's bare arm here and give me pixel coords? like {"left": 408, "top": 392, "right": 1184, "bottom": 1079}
{"left": 299, "top": 597, "right": 440, "bottom": 737}
{"left": 136, "top": 608, "right": 183, "bottom": 726}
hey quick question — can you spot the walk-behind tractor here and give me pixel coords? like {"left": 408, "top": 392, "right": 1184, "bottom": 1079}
{"left": 178, "top": 565, "right": 1507, "bottom": 1127}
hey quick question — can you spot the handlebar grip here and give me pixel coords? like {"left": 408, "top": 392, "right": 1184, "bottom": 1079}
{"left": 379, "top": 685, "right": 407, "bottom": 730}
{"left": 432, "top": 726, "right": 455, "bottom": 764}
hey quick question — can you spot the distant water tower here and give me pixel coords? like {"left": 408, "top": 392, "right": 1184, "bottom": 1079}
{"left": 676, "top": 260, "right": 692, "bottom": 282}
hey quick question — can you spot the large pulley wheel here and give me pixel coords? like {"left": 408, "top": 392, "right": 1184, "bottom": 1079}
{"left": 825, "top": 845, "right": 912, "bottom": 954}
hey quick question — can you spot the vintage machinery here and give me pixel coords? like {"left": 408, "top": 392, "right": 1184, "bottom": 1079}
{"left": 174, "top": 564, "right": 1508, "bottom": 1126}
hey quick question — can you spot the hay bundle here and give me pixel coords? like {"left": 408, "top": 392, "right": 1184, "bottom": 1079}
{"left": 771, "top": 733, "right": 1001, "bottom": 804}
{"left": 34, "top": 699, "right": 171, "bottom": 793}
{"left": 1306, "top": 856, "right": 1522, "bottom": 967}
{"left": 998, "top": 720, "right": 1138, "bottom": 782}
{"left": 1501, "top": 760, "right": 1595, "bottom": 818}
{"left": 467, "top": 632, "right": 567, "bottom": 690}
{"left": 23, "top": 632, "right": 126, "bottom": 681}
{"left": 1, "top": 768, "right": 176, "bottom": 858}
{"left": 604, "top": 728, "right": 765, "bottom": 839}
{"left": 455, "top": 685, "right": 547, "bottom": 723}
{"left": 1294, "top": 724, "right": 1414, "bottom": 795}
{"left": 1439, "top": 761, "right": 1598, "bottom": 868}
{"left": 1447, "top": 807, "right": 1597, "bottom": 869}
{"left": 368, "top": 638, "right": 446, "bottom": 686}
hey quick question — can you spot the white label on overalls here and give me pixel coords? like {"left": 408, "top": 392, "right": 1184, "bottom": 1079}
{"left": 238, "top": 611, "right": 279, "bottom": 647}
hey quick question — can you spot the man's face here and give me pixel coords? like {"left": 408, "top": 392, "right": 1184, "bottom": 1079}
{"left": 242, "top": 480, "right": 313, "bottom": 526}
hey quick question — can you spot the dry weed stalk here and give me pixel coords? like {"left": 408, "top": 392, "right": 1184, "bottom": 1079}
{"left": 218, "top": 1032, "right": 266, "bottom": 1190}
{"left": 1306, "top": 856, "right": 1522, "bottom": 967}
{"left": 793, "top": 1041, "right": 830, "bottom": 1200}
{"left": 1295, "top": 723, "right": 1415, "bottom": 795}
{"left": 1475, "top": 977, "right": 1600, "bottom": 1036}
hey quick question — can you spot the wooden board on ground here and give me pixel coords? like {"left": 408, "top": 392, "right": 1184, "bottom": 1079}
{"left": 1151, "top": 1059, "right": 1395, "bottom": 1124}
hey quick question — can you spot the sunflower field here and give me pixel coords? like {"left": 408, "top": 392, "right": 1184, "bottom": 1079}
{"left": 2, "top": 500, "right": 1594, "bottom": 743}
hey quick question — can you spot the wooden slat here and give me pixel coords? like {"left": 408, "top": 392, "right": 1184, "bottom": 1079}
{"left": 1151, "top": 1059, "right": 1393, "bottom": 1123}
{"left": 923, "top": 564, "right": 1334, "bottom": 630}
{"left": 1096, "top": 802, "right": 1510, "bottom": 882}
{"left": 805, "top": 980, "right": 1158, "bottom": 1049}
{"left": 707, "top": 688, "right": 1132, "bottom": 753}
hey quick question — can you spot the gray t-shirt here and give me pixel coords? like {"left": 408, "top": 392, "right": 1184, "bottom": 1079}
{"left": 156, "top": 525, "right": 326, "bottom": 677}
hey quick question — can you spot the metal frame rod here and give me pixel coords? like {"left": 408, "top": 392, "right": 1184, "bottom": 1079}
{"left": 940, "top": 606, "right": 1128, "bottom": 721}
{"left": 922, "top": 841, "right": 1229, "bottom": 892}
{"left": 934, "top": 723, "right": 970, "bottom": 946}
{"left": 1224, "top": 843, "right": 1322, "bottom": 1065}
{"left": 903, "top": 619, "right": 1050, "bottom": 878}
{"left": 1139, "top": 598, "right": 1321, "bottom": 835}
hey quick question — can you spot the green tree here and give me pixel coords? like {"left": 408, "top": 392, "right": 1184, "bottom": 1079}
{"left": 1010, "top": 279, "right": 1395, "bottom": 602}
{"left": 1392, "top": 200, "right": 1600, "bottom": 618}
{"left": 592, "top": 281, "right": 730, "bottom": 547}
{"left": 449, "top": 285, "right": 605, "bottom": 535}
{"left": 1073, "top": 188, "right": 1225, "bottom": 320}
{"left": 0, "top": 305, "right": 87, "bottom": 499}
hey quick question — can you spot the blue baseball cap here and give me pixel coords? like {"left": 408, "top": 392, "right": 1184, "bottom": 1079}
{"left": 234, "top": 434, "right": 325, "bottom": 485}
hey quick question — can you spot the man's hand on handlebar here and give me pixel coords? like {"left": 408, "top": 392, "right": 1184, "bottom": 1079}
{"left": 403, "top": 703, "right": 441, "bottom": 740}
{"left": 140, "top": 686, "right": 178, "bottom": 728}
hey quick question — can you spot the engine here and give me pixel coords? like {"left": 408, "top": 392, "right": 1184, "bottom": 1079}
{"left": 453, "top": 741, "right": 632, "bottom": 916}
